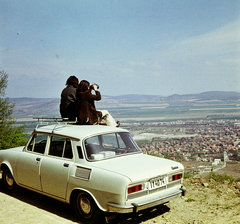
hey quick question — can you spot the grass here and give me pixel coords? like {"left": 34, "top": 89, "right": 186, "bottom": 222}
{"left": 183, "top": 172, "right": 195, "bottom": 179}
{"left": 205, "top": 172, "right": 240, "bottom": 183}
{"left": 185, "top": 198, "right": 195, "bottom": 202}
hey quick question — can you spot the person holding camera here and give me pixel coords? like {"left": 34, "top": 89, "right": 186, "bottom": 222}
{"left": 76, "top": 80, "right": 120, "bottom": 127}
{"left": 76, "top": 80, "right": 102, "bottom": 125}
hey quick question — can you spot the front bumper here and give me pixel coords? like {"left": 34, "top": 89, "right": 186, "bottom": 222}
{"left": 107, "top": 185, "right": 186, "bottom": 213}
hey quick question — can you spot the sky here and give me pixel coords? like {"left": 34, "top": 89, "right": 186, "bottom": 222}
{"left": 1, "top": 0, "right": 240, "bottom": 98}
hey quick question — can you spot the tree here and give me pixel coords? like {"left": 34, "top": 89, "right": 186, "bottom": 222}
{"left": 0, "top": 69, "right": 28, "bottom": 149}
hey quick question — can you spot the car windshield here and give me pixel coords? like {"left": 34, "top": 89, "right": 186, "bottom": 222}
{"left": 84, "top": 132, "right": 141, "bottom": 161}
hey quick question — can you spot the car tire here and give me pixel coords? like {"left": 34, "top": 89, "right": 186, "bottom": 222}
{"left": 2, "top": 168, "right": 18, "bottom": 193}
{"left": 73, "top": 191, "right": 104, "bottom": 224}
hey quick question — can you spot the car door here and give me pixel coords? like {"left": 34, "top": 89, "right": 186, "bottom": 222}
{"left": 16, "top": 133, "right": 48, "bottom": 191}
{"left": 40, "top": 136, "right": 73, "bottom": 199}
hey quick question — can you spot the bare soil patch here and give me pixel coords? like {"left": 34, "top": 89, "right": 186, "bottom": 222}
{"left": 182, "top": 161, "right": 240, "bottom": 179}
{"left": 215, "top": 163, "right": 240, "bottom": 178}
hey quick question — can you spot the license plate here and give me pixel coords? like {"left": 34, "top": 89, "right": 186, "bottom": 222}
{"left": 149, "top": 176, "right": 166, "bottom": 189}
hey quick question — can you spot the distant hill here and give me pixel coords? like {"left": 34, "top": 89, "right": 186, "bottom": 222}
{"left": 165, "top": 91, "right": 240, "bottom": 102}
{"left": 9, "top": 91, "right": 240, "bottom": 119}
{"left": 9, "top": 98, "right": 60, "bottom": 119}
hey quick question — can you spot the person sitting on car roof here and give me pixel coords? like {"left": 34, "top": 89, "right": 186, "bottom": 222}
{"left": 76, "top": 80, "right": 120, "bottom": 127}
{"left": 60, "top": 76, "right": 79, "bottom": 121}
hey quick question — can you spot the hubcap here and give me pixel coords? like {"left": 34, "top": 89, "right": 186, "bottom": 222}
{"left": 6, "top": 172, "right": 14, "bottom": 186}
{"left": 80, "top": 197, "right": 91, "bottom": 214}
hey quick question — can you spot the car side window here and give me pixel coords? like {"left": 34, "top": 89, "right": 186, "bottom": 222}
{"left": 49, "top": 136, "right": 73, "bottom": 159}
{"left": 77, "top": 146, "right": 83, "bottom": 159}
{"left": 27, "top": 134, "right": 48, "bottom": 154}
{"left": 63, "top": 138, "right": 73, "bottom": 159}
{"left": 27, "top": 135, "right": 35, "bottom": 151}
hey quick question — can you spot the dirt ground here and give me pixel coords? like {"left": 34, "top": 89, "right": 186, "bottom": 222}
{"left": 0, "top": 164, "right": 240, "bottom": 224}
{"left": 182, "top": 161, "right": 240, "bottom": 179}
{"left": 214, "top": 163, "right": 240, "bottom": 178}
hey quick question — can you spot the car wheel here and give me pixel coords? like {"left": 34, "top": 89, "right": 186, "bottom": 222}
{"left": 73, "top": 191, "right": 103, "bottom": 224}
{"left": 2, "top": 168, "right": 18, "bottom": 193}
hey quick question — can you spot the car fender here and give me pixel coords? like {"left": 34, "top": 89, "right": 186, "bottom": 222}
{"left": 0, "top": 147, "right": 23, "bottom": 184}
{"left": 1, "top": 161, "right": 15, "bottom": 178}
{"left": 69, "top": 186, "right": 106, "bottom": 211}
{"left": 67, "top": 167, "right": 131, "bottom": 212}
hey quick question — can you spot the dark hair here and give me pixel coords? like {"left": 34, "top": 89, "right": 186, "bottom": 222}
{"left": 78, "top": 80, "right": 90, "bottom": 92}
{"left": 66, "top": 76, "right": 79, "bottom": 87}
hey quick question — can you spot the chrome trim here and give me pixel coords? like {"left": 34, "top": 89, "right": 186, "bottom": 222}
{"left": 107, "top": 189, "right": 184, "bottom": 213}
{"left": 127, "top": 190, "right": 148, "bottom": 200}
{"left": 167, "top": 179, "right": 181, "bottom": 189}
{"left": 180, "top": 185, "right": 186, "bottom": 196}
{"left": 171, "top": 166, "right": 179, "bottom": 170}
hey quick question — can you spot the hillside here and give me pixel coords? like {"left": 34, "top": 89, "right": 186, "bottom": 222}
{"left": 165, "top": 91, "right": 240, "bottom": 102}
{"left": 106, "top": 91, "right": 240, "bottom": 103}
{"left": 9, "top": 91, "right": 240, "bottom": 119}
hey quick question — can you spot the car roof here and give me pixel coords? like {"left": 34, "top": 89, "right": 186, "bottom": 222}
{"left": 34, "top": 124, "right": 128, "bottom": 141}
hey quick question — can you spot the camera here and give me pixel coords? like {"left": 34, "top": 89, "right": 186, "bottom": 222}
{"left": 90, "top": 83, "right": 99, "bottom": 90}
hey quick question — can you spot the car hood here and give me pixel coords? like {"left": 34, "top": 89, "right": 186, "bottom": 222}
{"left": 90, "top": 153, "right": 184, "bottom": 182}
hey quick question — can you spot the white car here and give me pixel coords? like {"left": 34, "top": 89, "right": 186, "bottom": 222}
{"left": 0, "top": 123, "right": 186, "bottom": 224}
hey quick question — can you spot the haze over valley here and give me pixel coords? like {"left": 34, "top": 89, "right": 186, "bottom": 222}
{"left": 10, "top": 91, "right": 240, "bottom": 122}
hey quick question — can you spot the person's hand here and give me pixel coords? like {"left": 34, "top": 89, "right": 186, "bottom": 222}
{"left": 93, "top": 84, "right": 98, "bottom": 91}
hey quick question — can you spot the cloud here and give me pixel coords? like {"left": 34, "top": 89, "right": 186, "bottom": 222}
{"left": 3, "top": 3, "right": 240, "bottom": 98}
{"left": 164, "top": 19, "right": 240, "bottom": 60}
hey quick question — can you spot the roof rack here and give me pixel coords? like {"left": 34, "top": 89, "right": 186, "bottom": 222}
{"left": 33, "top": 117, "right": 80, "bottom": 141}
{"left": 33, "top": 117, "right": 77, "bottom": 129}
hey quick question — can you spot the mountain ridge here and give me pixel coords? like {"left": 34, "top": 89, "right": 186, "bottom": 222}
{"left": 9, "top": 91, "right": 240, "bottom": 103}
{"left": 9, "top": 91, "right": 240, "bottom": 119}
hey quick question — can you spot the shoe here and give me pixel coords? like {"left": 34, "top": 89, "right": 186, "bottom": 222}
{"left": 116, "top": 121, "right": 120, "bottom": 127}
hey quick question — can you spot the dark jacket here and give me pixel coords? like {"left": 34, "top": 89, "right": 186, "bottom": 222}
{"left": 76, "top": 89, "right": 102, "bottom": 125}
{"left": 60, "top": 85, "right": 77, "bottom": 120}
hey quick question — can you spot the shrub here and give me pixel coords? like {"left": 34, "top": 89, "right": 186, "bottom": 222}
{"left": 205, "top": 172, "right": 240, "bottom": 183}
{"left": 184, "top": 172, "right": 194, "bottom": 179}
{"left": 185, "top": 198, "right": 195, "bottom": 202}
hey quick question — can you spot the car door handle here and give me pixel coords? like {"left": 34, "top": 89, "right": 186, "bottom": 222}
{"left": 36, "top": 157, "right": 41, "bottom": 161}
{"left": 63, "top": 163, "right": 69, "bottom": 167}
